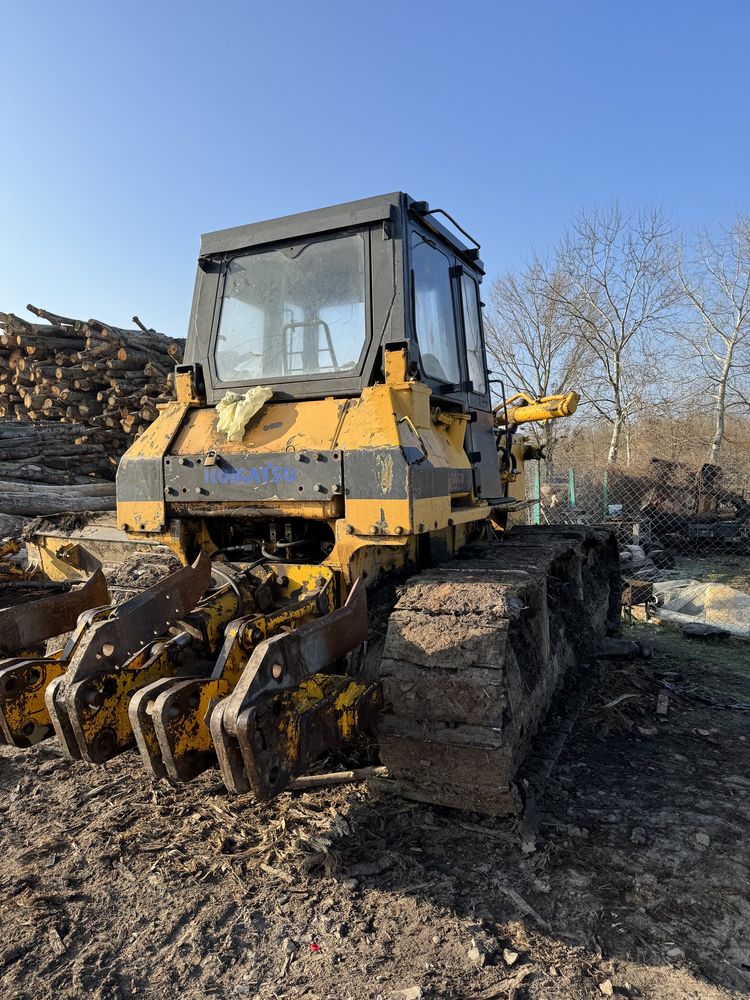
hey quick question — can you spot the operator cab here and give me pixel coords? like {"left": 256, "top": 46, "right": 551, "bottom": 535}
{"left": 187, "top": 194, "right": 487, "bottom": 401}
{"left": 183, "top": 193, "right": 500, "bottom": 498}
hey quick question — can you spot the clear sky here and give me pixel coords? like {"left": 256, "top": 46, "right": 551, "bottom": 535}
{"left": 1, "top": 0, "right": 748, "bottom": 337}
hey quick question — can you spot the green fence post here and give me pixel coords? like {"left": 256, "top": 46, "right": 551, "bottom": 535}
{"left": 569, "top": 468, "right": 576, "bottom": 509}
{"left": 532, "top": 463, "right": 541, "bottom": 525}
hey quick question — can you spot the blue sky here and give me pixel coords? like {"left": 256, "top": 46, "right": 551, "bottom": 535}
{"left": 1, "top": 0, "right": 748, "bottom": 337}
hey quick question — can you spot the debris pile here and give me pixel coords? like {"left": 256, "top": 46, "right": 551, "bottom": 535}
{"left": 0, "top": 305, "right": 183, "bottom": 455}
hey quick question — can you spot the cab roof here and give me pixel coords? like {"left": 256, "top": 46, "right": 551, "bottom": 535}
{"left": 199, "top": 192, "right": 484, "bottom": 273}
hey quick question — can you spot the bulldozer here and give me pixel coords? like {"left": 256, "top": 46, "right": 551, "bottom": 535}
{"left": 0, "top": 193, "right": 620, "bottom": 815}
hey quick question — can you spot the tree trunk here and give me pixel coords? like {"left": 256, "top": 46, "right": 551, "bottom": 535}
{"left": 709, "top": 330, "right": 738, "bottom": 464}
{"left": 607, "top": 353, "right": 624, "bottom": 465}
{"left": 607, "top": 413, "right": 624, "bottom": 464}
{"left": 709, "top": 400, "right": 725, "bottom": 464}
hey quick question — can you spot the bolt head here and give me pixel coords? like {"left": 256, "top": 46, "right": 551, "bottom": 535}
{"left": 345, "top": 524, "right": 355, "bottom": 535}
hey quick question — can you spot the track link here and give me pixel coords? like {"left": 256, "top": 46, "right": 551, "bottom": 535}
{"left": 377, "top": 525, "right": 620, "bottom": 816}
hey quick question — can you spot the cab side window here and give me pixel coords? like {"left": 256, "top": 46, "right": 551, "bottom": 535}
{"left": 411, "top": 234, "right": 460, "bottom": 385}
{"left": 460, "top": 273, "right": 487, "bottom": 394}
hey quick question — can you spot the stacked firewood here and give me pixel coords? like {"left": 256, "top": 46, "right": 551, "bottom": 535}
{"left": 0, "top": 422, "right": 120, "bottom": 528}
{"left": 0, "top": 421, "right": 118, "bottom": 484}
{"left": 0, "top": 305, "right": 183, "bottom": 451}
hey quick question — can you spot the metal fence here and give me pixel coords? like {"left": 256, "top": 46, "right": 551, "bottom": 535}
{"left": 524, "top": 458, "right": 750, "bottom": 637}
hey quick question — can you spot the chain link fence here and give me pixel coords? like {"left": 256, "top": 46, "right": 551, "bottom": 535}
{"left": 524, "top": 457, "right": 750, "bottom": 637}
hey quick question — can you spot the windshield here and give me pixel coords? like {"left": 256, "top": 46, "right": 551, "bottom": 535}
{"left": 214, "top": 232, "right": 368, "bottom": 382}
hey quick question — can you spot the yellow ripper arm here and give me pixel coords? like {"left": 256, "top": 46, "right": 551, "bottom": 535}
{"left": 494, "top": 391, "right": 580, "bottom": 426}
{"left": 490, "top": 390, "right": 581, "bottom": 527}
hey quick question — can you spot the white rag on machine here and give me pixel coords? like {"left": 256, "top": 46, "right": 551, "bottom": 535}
{"left": 215, "top": 386, "right": 273, "bottom": 443}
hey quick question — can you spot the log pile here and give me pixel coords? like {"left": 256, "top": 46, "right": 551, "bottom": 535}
{"left": 0, "top": 305, "right": 183, "bottom": 523}
{"left": 0, "top": 422, "right": 119, "bottom": 528}
{"left": 0, "top": 305, "right": 183, "bottom": 454}
{"left": 0, "top": 422, "right": 118, "bottom": 484}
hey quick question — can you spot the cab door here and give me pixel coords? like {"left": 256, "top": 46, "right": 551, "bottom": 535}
{"left": 409, "top": 224, "right": 501, "bottom": 502}
{"left": 454, "top": 266, "right": 502, "bottom": 501}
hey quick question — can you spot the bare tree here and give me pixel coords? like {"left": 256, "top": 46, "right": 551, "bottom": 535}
{"left": 677, "top": 216, "right": 750, "bottom": 464}
{"left": 550, "top": 205, "right": 677, "bottom": 464}
{"left": 484, "top": 259, "right": 588, "bottom": 473}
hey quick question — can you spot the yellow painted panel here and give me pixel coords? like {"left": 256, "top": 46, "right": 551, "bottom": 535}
{"left": 116, "top": 401, "right": 192, "bottom": 533}
{"left": 172, "top": 398, "right": 347, "bottom": 455}
{"left": 344, "top": 497, "right": 412, "bottom": 535}
{"left": 117, "top": 500, "right": 168, "bottom": 534}
{"left": 1, "top": 659, "right": 65, "bottom": 737}
{"left": 335, "top": 388, "right": 402, "bottom": 449}
{"left": 123, "top": 400, "right": 191, "bottom": 459}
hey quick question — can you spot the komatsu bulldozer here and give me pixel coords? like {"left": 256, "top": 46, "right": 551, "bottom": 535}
{"left": 0, "top": 193, "right": 620, "bottom": 815}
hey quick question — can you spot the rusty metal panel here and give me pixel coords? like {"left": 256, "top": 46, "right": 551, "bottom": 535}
{"left": 213, "top": 579, "right": 372, "bottom": 797}
{"left": 131, "top": 564, "right": 337, "bottom": 784}
{"left": 0, "top": 570, "right": 110, "bottom": 657}
{"left": 237, "top": 675, "right": 382, "bottom": 799}
{"left": 47, "top": 554, "right": 212, "bottom": 761}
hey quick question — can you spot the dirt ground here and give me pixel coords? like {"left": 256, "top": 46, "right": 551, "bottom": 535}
{"left": 1, "top": 620, "right": 749, "bottom": 1000}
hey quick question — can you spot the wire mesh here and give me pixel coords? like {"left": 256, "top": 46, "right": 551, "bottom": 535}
{"left": 524, "top": 457, "right": 750, "bottom": 637}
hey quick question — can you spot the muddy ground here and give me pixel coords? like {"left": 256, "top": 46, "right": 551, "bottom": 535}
{"left": 1, "top": 621, "right": 748, "bottom": 1000}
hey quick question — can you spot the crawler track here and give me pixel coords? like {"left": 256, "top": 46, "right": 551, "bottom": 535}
{"left": 377, "top": 525, "right": 621, "bottom": 815}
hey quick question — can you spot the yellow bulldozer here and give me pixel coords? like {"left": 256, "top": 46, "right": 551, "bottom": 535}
{"left": 0, "top": 193, "right": 619, "bottom": 814}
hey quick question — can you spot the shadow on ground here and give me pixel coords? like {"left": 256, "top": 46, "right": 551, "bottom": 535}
{"left": 0, "top": 623, "right": 748, "bottom": 1000}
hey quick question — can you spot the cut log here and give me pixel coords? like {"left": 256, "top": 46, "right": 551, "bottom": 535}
{"left": 0, "top": 494, "right": 115, "bottom": 516}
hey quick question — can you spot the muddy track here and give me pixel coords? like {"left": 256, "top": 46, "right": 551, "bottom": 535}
{"left": 378, "top": 526, "right": 621, "bottom": 815}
